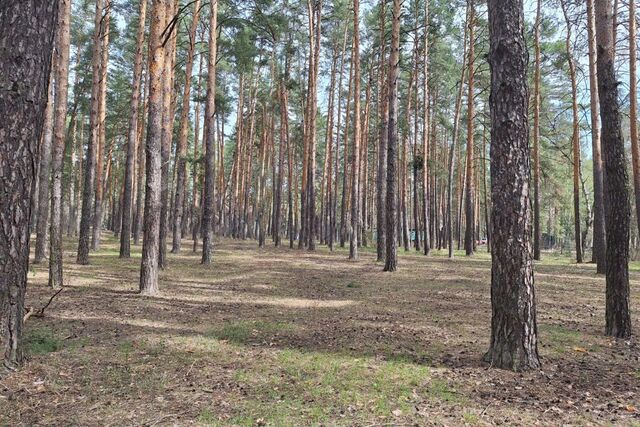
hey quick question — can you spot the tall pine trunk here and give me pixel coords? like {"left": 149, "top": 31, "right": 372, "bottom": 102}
{"left": 0, "top": 0, "right": 58, "bottom": 371}
{"left": 532, "top": 0, "right": 542, "bottom": 261}
{"left": 485, "top": 0, "right": 540, "bottom": 371}
{"left": 629, "top": 0, "right": 640, "bottom": 242}
{"left": 49, "top": 0, "right": 72, "bottom": 288}
{"left": 561, "top": 0, "right": 582, "bottom": 263}
{"left": 34, "top": 69, "right": 54, "bottom": 264}
{"left": 349, "top": 0, "right": 361, "bottom": 260}
{"left": 172, "top": 0, "right": 201, "bottom": 253}
{"left": 77, "top": 0, "right": 104, "bottom": 265}
{"left": 92, "top": 0, "right": 110, "bottom": 251}
{"left": 446, "top": 6, "right": 469, "bottom": 259}
{"left": 376, "top": 0, "right": 388, "bottom": 262}
{"left": 422, "top": 0, "right": 430, "bottom": 256}
{"left": 120, "top": 0, "right": 147, "bottom": 258}
{"left": 202, "top": 0, "right": 219, "bottom": 265}
{"left": 159, "top": 0, "right": 177, "bottom": 268}
{"left": 140, "top": 0, "right": 167, "bottom": 295}
{"left": 464, "top": 2, "right": 475, "bottom": 256}
{"left": 595, "top": 0, "right": 632, "bottom": 338}
{"left": 587, "top": 0, "right": 606, "bottom": 273}
{"left": 384, "top": 0, "right": 401, "bottom": 272}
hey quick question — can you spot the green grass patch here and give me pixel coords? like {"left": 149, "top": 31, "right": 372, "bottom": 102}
{"left": 197, "top": 409, "right": 217, "bottom": 425}
{"left": 117, "top": 340, "right": 134, "bottom": 357}
{"left": 206, "top": 320, "right": 294, "bottom": 344}
{"left": 24, "top": 327, "right": 62, "bottom": 355}
{"left": 428, "top": 378, "right": 458, "bottom": 402}
{"left": 539, "top": 324, "right": 583, "bottom": 353}
{"left": 224, "top": 347, "right": 436, "bottom": 425}
{"left": 463, "top": 412, "right": 480, "bottom": 424}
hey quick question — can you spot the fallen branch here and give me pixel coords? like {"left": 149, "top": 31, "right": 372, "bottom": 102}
{"left": 23, "top": 288, "right": 63, "bottom": 322}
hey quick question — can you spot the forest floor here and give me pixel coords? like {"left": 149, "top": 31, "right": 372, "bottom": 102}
{"left": 1, "top": 235, "right": 640, "bottom": 426}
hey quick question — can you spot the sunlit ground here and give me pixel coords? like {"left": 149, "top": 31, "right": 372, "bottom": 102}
{"left": 1, "top": 234, "right": 638, "bottom": 425}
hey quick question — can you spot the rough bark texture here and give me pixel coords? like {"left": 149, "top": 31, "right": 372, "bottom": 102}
{"left": 485, "top": 0, "right": 541, "bottom": 371}
{"left": 140, "top": 0, "right": 166, "bottom": 295}
{"left": 49, "top": 0, "right": 72, "bottom": 289}
{"left": 120, "top": 0, "right": 147, "bottom": 258}
{"left": 0, "top": 0, "right": 58, "bottom": 371}
{"left": 77, "top": 0, "right": 104, "bottom": 265}
{"left": 595, "top": 0, "right": 632, "bottom": 338}
{"left": 201, "top": 0, "right": 218, "bottom": 265}
{"left": 384, "top": 0, "right": 400, "bottom": 272}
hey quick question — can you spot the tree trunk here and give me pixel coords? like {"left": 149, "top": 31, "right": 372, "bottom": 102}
{"left": 49, "top": 0, "right": 72, "bottom": 289}
{"left": 172, "top": 0, "right": 201, "bottom": 253}
{"left": 120, "top": 0, "right": 147, "bottom": 258}
{"left": 77, "top": 0, "right": 104, "bottom": 265}
{"left": 92, "top": 0, "right": 110, "bottom": 251}
{"left": 447, "top": 6, "right": 469, "bottom": 259}
{"left": 629, "top": 0, "right": 640, "bottom": 244}
{"left": 320, "top": 49, "right": 338, "bottom": 247}
{"left": 422, "top": 0, "right": 430, "bottom": 256}
{"left": 134, "top": 69, "right": 149, "bottom": 246}
{"left": 332, "top": 26, "right": 349, "bottom": 252}
{"left": 140, "top": 0, "right": 167, "bottom": 295}
{"left": 485, "top": 0, "right": 541, "bottom": 371}
{"left": 482, "top": 118, "right": 491, "bottom": 252}
{"left": 0, "top": 0, "right": 58, "bottom": 371}
{"left": 595, "top": 0, "right": 632, "bottom": 338}
{"left": 361, "top": 71, "right": 372, "bottom": 248}
{"left": 561, "top": 0, "right": 582, "bottom": 263}
{"left": 34, "top": 68, "right": 54, "bottom": 264}
{"left": 340, "top": 52, "right": 354, "bottom": 249}
{"left": 192, "top": 56, "right": 203, "bottom": 252}
{"left": 532, "top": 0, "right": 542, "bottom": 261}
{"left": 464, "top": 2, "right": 475, "bottom": 256}
{"left": 384, "top": 0, "right": 401, "bottom": 272}
{"left": 304, "top": 0, "right": 321, "bottom": 250}
{"left": 275, "top": 63, "right": 290, "bottom": 247}
{"left": 376, "top": 0, "right": 388, "bottom": 262}
{"left": 587, "top": 0, "right": 606, "bottom": 273}
{"left": 159, "top": 0, "right": 177, "bottom": 268}
{"left": 349, "top": 0, "right": 361, "bottom": 260}
{"left": 201, "top": 0, "right": 219, "bottom": 265}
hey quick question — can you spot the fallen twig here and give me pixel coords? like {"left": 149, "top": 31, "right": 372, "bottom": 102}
{"left": 23, "top": 288, "right": 64, "bottom": 322}
{"left": 480, "top": 402, "right": 492, "bottom": 417}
